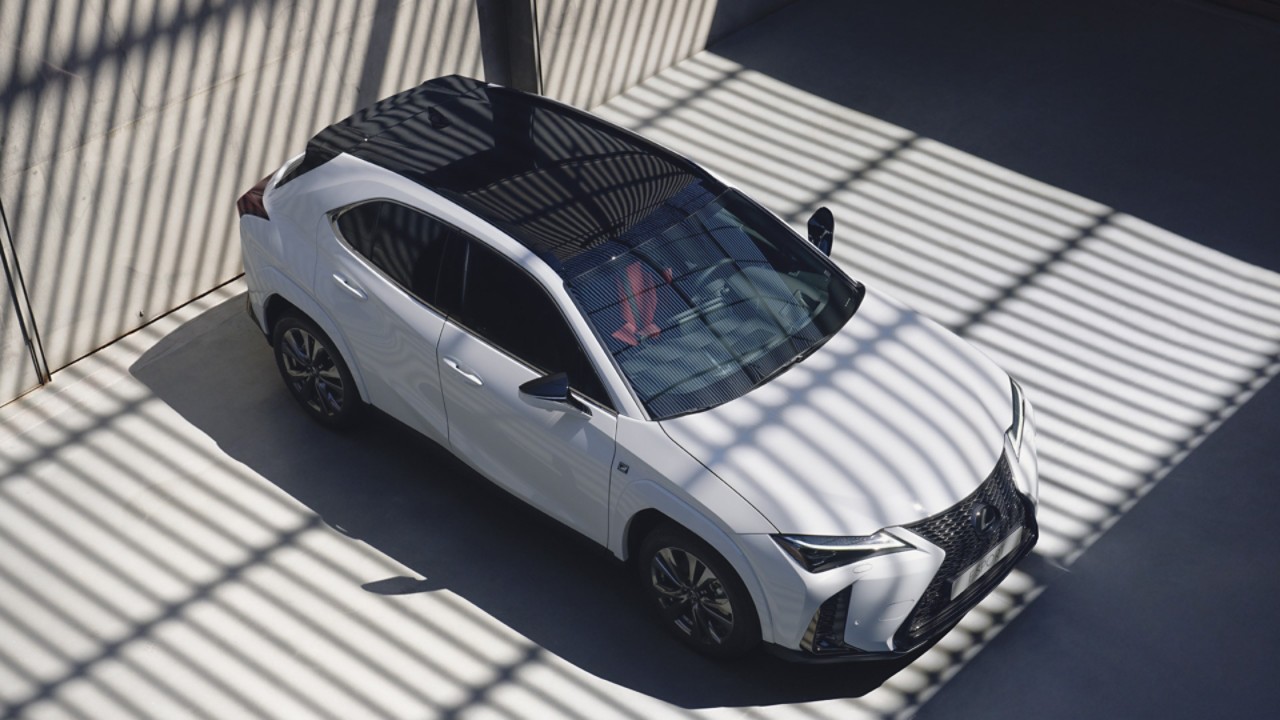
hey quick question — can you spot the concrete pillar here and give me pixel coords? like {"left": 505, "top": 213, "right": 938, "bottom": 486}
{"left": 476, "top": 0, "right": 543, "bottom": 93}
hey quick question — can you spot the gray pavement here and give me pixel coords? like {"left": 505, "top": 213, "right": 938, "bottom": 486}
{"left": 916, "top": 376, "right": 1280, "bottom": 718}
{"left": 711, "top": 0, "right": 1280, "bottom": 272}
{"left": 2, "top": 1, "right": 1279, "bottom": 718}
{"left": 704, "top": 0, "right": 1280, "bottom": 716}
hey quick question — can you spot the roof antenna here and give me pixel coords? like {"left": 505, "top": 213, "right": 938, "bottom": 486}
{"left": 427, "top": 107, "right": 450, "bottom": 130}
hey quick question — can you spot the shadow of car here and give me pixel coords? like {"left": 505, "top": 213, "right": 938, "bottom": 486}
{"left": 129, "top": 293, "right": 927, "bottom": 708}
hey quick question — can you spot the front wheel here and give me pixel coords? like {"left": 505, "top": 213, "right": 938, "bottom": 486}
{"left": 637, "top": 524, "right": 761, "bottom": 658}
{"left": 272, "top": 314, "right": 362, "bottom": 429}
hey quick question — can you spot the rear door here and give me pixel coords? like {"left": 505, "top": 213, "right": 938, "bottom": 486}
{"left": 315, "top": 200, "right": 456, "bottom": 444}
{"left": 437, "top": 239, "right": 617, "bottom": 544}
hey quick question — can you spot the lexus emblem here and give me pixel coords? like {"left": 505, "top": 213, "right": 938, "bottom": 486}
{"left": 971, "top": 503, "right": 1000, "bottom": 533}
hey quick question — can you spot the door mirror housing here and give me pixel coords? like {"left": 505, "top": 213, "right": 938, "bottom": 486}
{"left": 519, "top": 372, "right": 591, "bottom": 415}
{"left": 808, "top": 207, "right": 834, "bottom": 256}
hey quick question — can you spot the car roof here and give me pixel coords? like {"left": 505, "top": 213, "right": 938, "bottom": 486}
{"left": 282, "top": 75, "right": 726, "bottom": 276}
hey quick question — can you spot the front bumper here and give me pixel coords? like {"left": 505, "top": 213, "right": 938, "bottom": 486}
{"left": 746, "top": 434, "right": 1039, "bottom": 662}
{"left": 763, "top": 502, "right": 1037, "bottom": 664}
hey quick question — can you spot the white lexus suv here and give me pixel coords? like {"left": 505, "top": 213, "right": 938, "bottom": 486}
{"left": 237, "top": 75, "right": 1039, "bottom": 661}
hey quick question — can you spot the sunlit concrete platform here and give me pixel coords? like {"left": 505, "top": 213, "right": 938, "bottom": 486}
{"left": 4, "top": 1, "right": 1280, "bottom": 718}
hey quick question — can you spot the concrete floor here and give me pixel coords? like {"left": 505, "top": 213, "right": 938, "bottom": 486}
{"left": 3, "top": 1, "right": 1279, "bottom": 718}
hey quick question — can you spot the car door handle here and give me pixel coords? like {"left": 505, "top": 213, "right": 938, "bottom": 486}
{"left": 332, "top": 273, "right": 367, "bottom": 300}
{"left": 441, "top": 356, "right": 483, "bottom": 386}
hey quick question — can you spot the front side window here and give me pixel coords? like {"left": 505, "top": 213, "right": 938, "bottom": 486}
{"left": 566, "top": 189, "right": 863, "bottom": 419}
{"left": 334, "top": 201, "right": 453, "bottom": 307}
{"left": 454, "top": 241, "right": 612, "bottom": 408}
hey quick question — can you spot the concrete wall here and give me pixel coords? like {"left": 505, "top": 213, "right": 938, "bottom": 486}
{"left": 0, "top": 0, "right": 790, "bottom": 405}
{"left": 537, "top": 0, "right": 793, "bottom": 108}
{"left": 0, "top": 288, "right": 30, "bottom": 403}
{"left": 0, "top": 0, "right": 482, "bottom": 404}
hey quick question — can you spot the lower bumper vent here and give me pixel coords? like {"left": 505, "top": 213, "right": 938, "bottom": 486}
{"left": 800, "top": 585, "right": 852, "bottom": 654}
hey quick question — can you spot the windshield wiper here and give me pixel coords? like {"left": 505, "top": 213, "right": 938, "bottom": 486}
{"left": 662, "top": 341, "right": 826, "bottom": 420}
{"left": 665, "top": 402, "right": 726, "bottom": 419}
{"left": 752, "top": 336, "right": 830, "bottom": 388}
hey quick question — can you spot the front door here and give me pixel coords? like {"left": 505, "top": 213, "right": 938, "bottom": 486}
{"left": 437, "top": 240, "right": 617, "bottom": 544}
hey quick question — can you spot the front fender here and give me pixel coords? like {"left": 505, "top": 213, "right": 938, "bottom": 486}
{"left": 613, "top": 478, "right": 778, "bottom": 644}
{"left": 610, "top": 416, "right": 778, "bottom": 642}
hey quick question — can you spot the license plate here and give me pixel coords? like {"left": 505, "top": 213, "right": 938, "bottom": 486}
{"left": 949, "top": 527, "right": 1023, "bottom": 600}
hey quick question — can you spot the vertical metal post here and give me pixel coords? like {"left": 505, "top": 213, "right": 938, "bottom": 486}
{"left": 476, "top": 0, "right": 543, "bottom": 94}
{"left": 0, "top": 194, "right": 51, "bottom": 385}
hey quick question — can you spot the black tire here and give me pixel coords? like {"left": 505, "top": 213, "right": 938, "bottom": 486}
{"left": 637, "top": 523, "right": 761, "bottom": 659}
{"left": 271, "top": 313, "right": 362, "bottom": 429}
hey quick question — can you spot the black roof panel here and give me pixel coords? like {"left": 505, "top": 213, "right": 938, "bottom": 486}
{"left": 285, "top": 75, "right": 724, "bottom": 272}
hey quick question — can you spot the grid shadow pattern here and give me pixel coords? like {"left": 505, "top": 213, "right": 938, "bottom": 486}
{"left": 0, "top": 0, "right": 483, "bottom": 406}
{"left": 2, "top": 31, "right": 1279, "bottom": 720}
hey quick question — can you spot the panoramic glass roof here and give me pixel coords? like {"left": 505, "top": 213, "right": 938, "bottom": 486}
{"left": 286, "top": 74, "right": 723, "bottom": 271}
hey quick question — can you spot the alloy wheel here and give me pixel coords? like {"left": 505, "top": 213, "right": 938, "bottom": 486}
{"left": 649, "top": 546, "right": 736, "bottom": 645}
{"left": 279, "top": 327, "right": 346, "bottom": 417}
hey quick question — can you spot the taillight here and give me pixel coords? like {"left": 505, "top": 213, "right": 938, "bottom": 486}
{"left": 236, "top": 174, "right": 272, "bottom": 219}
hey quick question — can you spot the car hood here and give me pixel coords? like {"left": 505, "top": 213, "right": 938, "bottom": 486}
{"left": 659, "top": 287, "right": 1013, "bottom": 536}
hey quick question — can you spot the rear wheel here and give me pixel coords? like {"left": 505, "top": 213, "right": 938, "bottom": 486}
{"left": 637, "top": 523, "right": 761, "bottom": 658}
{"left": 272, "top": 314, "right": 362, "bottom": 428}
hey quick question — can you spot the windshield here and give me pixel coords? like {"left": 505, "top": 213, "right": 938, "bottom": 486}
{"left": 566, "top": 189, "right": 863, "bottom": 419}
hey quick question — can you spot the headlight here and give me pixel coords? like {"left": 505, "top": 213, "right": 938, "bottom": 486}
{"left": 774, "top": 532, "right": 911, "bottom": 573}
{"left": 1009, "top": 378, "right": 1026, "bottom": 455}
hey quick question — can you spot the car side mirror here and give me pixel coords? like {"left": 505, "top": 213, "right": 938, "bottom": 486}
{"left": 808, "top": 207, "right": 834, "bottom": 256}
{"left": 519, "top": 372, "right": 591, "bottom": 415}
